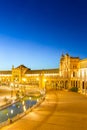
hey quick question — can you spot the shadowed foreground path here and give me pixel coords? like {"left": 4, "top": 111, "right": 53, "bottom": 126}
{"left": 1, "top": 90, "right": 87, "bottom": 130}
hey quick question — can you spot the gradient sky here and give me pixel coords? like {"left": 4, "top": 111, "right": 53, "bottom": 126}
{"left": 0, "top": 0, "right": 87, "bottom": 70}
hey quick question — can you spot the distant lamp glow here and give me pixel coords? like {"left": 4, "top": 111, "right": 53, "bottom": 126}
{"left": 29, "top": 97, "right": 31, "bottom": 100}
{"left": 36, "top": 77, "right": 39, "bottom": 80}
{"left": 22, "top": 78, "right": 26, "bottom": 82}
{"left": 15, "top": 84, "right": 17, "bottom": 87}
{"left": 10, "top": 83, "right": 14, "bottom": 86}
{"left": 44, "top": 79, "right": 46, "bottom": 82}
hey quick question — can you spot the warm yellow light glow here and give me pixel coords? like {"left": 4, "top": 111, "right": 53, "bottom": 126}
{"left": 29, "top": 112, "right": 39, "bottom": 119}
{"left": 36, "top": 77, "right": 39, "bottom": 80}
{"left": 37, "top": 99, "right": 39, "bottom": 102}
{"left": 44, "top": 79, "right": 46, "bottom": 82}
{"left": 29, "top": 97, "right": 31, "bottom": 100}
{"left": 0, "top": 74, "right": 11, "bottom": 76}
{"left": 23, "top": 105, "right": 26, "bottom": 112}
{"left": 22, "top": 101, "right": 24, "bottom": 105}
{"left": 26, "top": 74, "right": 39, "bottom": 76}
{"left": 22, "top": 78, "right": 26, "bottom": 82}
{"left": 15, "top": 84, "right": 17, "bottom": 87}
{"left": 11, "top": 109, "right": 13, "bottom": 114}
{"left": 60, "top": 72, "right": 62, "bottom": 76}
{"left": 10, "top": 83, "right": 14, "bottom": 87}
{"left": 82, "top": 69, "right": 84, "bottom": 78}
{"left": 44, "top": 73, "right": 59, "bottom": 76}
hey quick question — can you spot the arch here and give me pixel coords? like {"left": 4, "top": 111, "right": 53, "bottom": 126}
{"left": 82, "top": 81, "right": 84, "bottom": 89}
{"left": 65, "top": 80, "right": 68, "bottom": 89}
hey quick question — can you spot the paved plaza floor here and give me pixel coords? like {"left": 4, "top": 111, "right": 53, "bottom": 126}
{"left": 1, "top": 90, "right": 87, "bottom": 130}
{"left": 0, "top": 87, "right": 12, "bottom": 106}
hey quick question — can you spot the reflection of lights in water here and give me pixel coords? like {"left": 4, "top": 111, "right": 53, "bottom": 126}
{"left": 23, "top": 105, "right": 26, "bottom": 112}
{"left": 18, "top": 105, "right": 20, "bottom": 108}
{"left": 11, "top": 109, "right": 13, "bottom": 114}
{"left": 22, "top": 101, "right": 24, "bottom": 105}
{"left": 37, "top": 99, "right": 39, "bottom": 102}
{"left": 7, "top": 113, "right": 8, "bottom": 116}
{"left": 10, "top": 83, "right": 14, "bottom": 87}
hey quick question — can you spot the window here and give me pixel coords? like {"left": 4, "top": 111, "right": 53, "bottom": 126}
{"left": 73, "top": 72, "right": 75, "bottom": 77}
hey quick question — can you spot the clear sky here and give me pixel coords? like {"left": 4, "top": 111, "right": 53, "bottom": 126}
{"left": 0, "top": 0, "right": 87, "bottom": 70}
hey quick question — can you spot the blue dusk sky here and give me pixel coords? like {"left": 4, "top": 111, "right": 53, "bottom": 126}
{"left": 0, "top": 0, "right": 87, "bottom": 70}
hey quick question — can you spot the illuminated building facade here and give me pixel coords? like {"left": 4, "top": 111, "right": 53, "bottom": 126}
{"left": 0, "top": 54, "right": 87, "bottom": 93}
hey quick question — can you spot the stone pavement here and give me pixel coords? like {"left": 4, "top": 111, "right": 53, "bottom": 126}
{"left": 0, "top": 87, "right": 15, "bottom": 106}
{"left": 1, "top": 90, "right": 87, "bottom": 130}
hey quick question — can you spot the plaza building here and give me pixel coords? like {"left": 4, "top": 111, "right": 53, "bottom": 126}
{"left": 0, "top": 53, "right": 87, "bottom": 94}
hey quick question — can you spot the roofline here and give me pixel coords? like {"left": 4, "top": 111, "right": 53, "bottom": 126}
{"left": 30, "top": 68, "right": 59, "bottom": 71}
{"left": 70, "top": 56, "right": 79, "bottom": 59}
{"left": 80, "top": 58, "right": 87, "bottom": 62}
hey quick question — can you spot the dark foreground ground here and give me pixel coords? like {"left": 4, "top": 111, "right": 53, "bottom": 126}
{"left": 1, "top": 90, "right": 87, "bottom": 130}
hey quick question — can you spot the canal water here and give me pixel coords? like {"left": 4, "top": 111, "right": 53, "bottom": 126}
{"left": 0, "top": 97, "right": 37, "bottom": 123}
